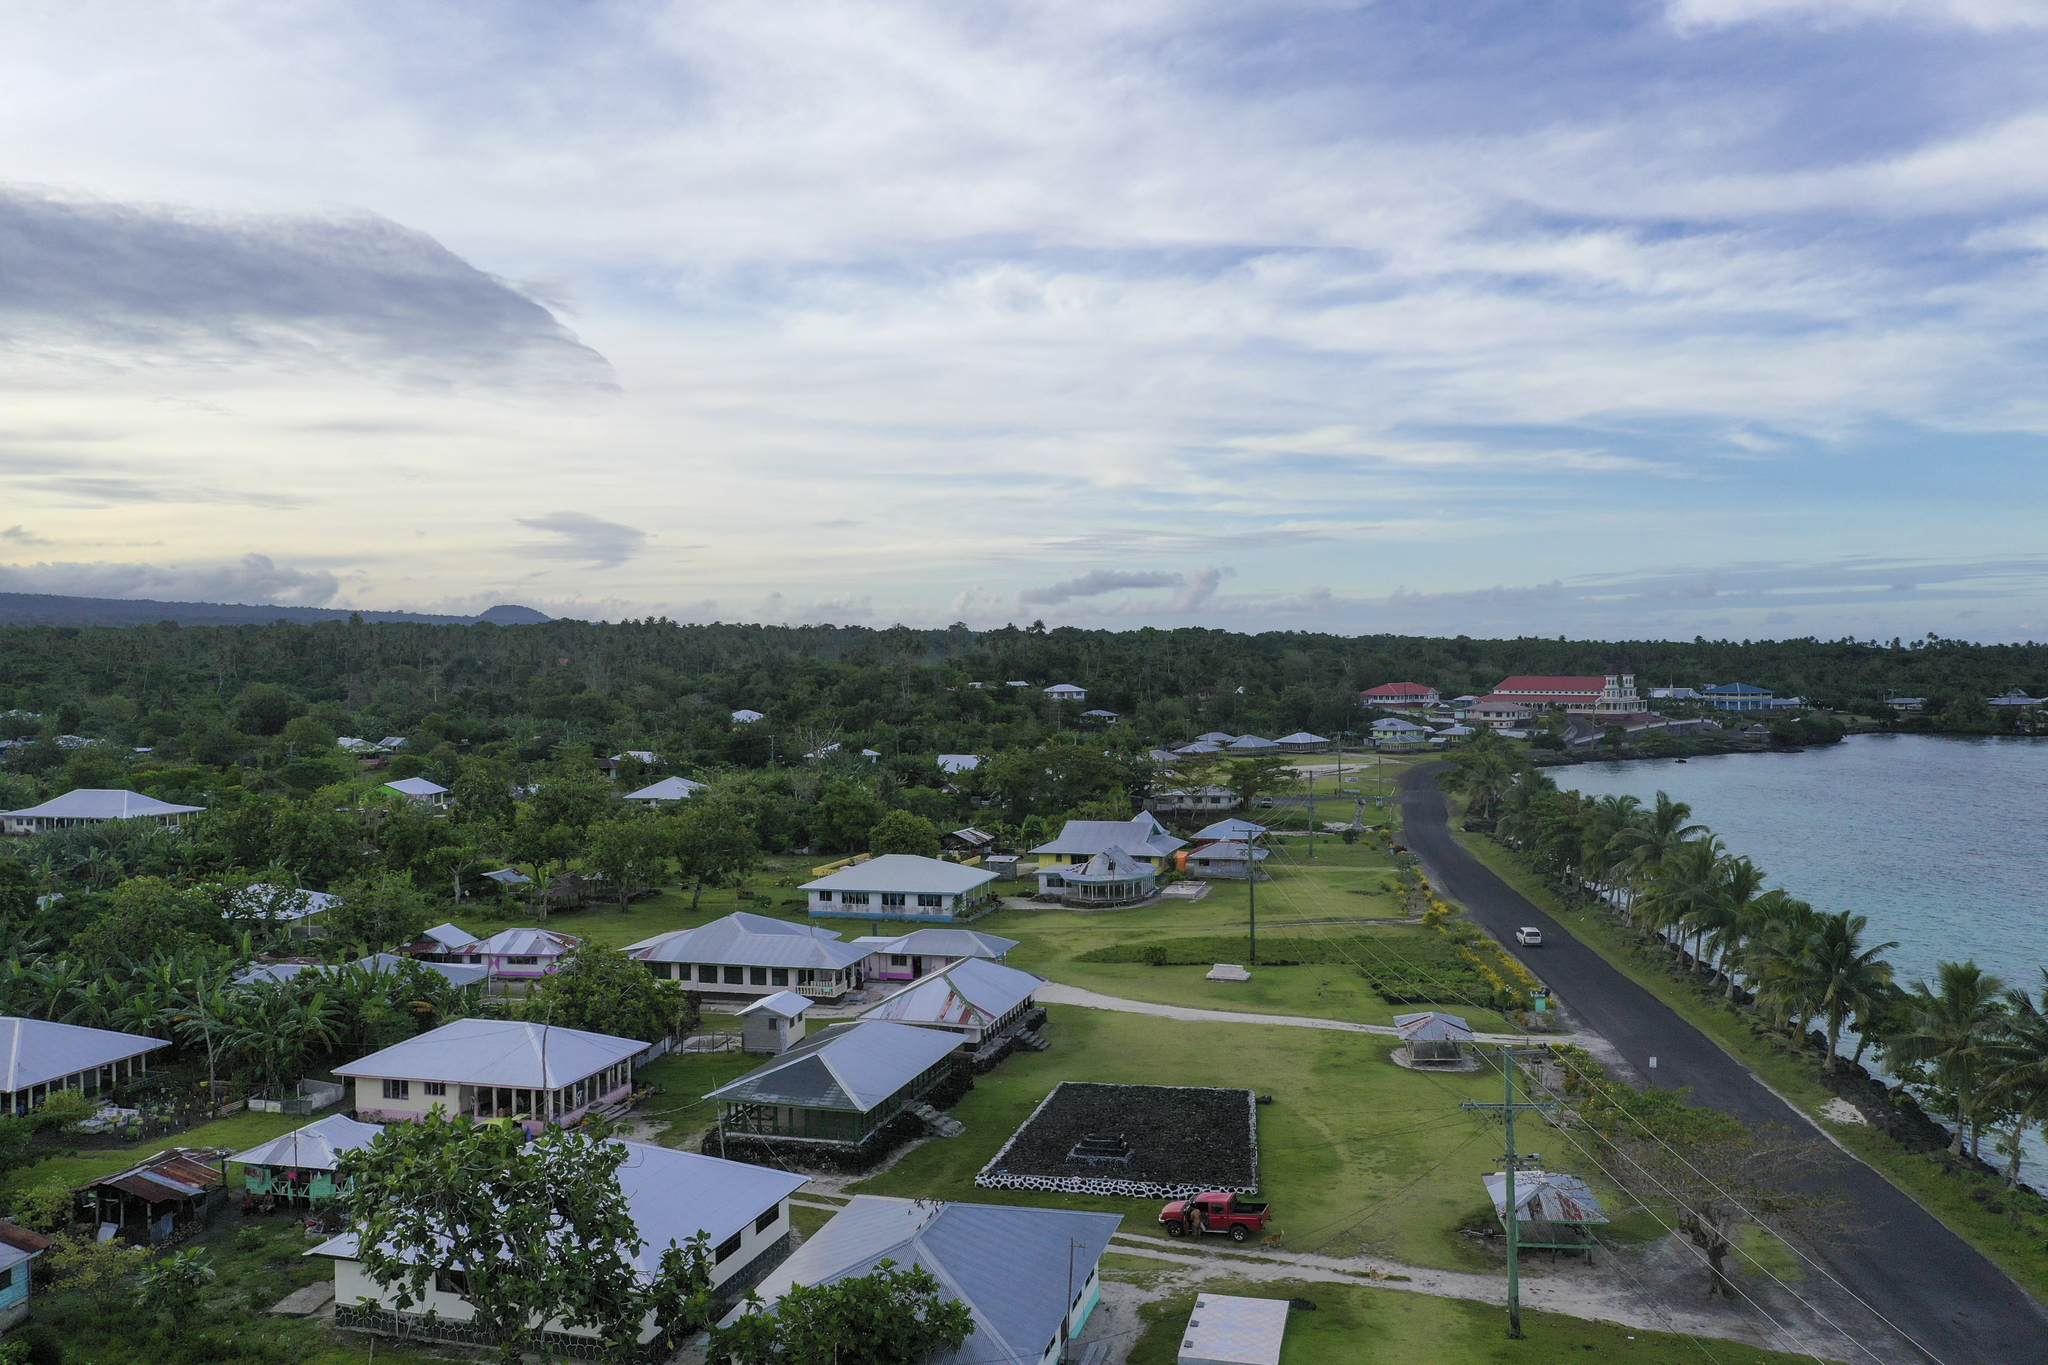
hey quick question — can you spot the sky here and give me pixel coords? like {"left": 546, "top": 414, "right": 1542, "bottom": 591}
{"left": 5, "top": 0, "right": 2048, "bottom": 641}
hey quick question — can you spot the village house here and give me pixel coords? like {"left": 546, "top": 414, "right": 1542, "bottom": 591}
{"left": 0, "top": 788, "right": 203, "bottom": 836}
{"left": 0, "top": 1220, "right": 51, "bottom": 1331}
{"left": 231, "top": 883, "right": 341, "bottom": 939}
{"left": 1042, "top": 683, "right": 1087, "bottom": 702}
{"left": 406, "top": 922, "right": 481, "bottom": 959}
{"left": 453, "top": 926, "right": 580, "bottom": 979}
{"left": 1359, "top": 681, "right": 1440, "bottom": 710}
{"left": 943, "top": 826, "right": 997, "bottom": 856}
{"left": 231, "top": 1113, "right": 384, "bottom": 1207}
{"left": 1035, "top": 846, "right": 1157, "bottom": 906}
{"left": 1079, "top": 708, "right": 1120, "bottom": 724}
{"left": 235, "top": 952, "right": 490, "bottom": 991}
{"left": 0, "top": 1017, "right": 168, "bottom": 1115}
{"left": 857, "top": 958, "right": 1045, "bottom": 1053}
{"left": 1274, "top": 731, "right": 1332, "bottom": 752}
{"left": 1467, "top": 696, "right": 1536, "bottom": 730}
{"left": 1029, "top": 812, "right": 1184, "bottom": 869}
{"left": 705, "top": 1020, "right": 964, "bottom": 1149}
{"left": 734, "top": 1197, "right": 1120, "bottom": 1365}
{"left": 848, "top": 927, "right": 1019, "bottom": 982}
{"left": 1490, "top": 673, "right": 1646, "bottom": 720}
{"left": 378, "top": 776, "right": 450, "bottom": 809}
{"left": 803, "top": 854, "right": 1001, "bottom": 924}
{"left": 1988, "top": 688, "right": 2046, "bottom": 708}
{"left": 596, "top": 750, "right": 659, "bottom": 780}
{"left": 334, "top": 1018, "right": 646, "bottom": 1128}
{"left": 936, "top": 754, "right": 981, "bottom": 777}
{"left": 1142, "top": 785, "right": 1238, "bottom": 815}
{"left": 1179, "top": 818, "right": 1269, "bottom": 880}
{"left": 1370, "top": 717, "right": 1433, "bottom": 741}
{"left": 623, "top": 775, "right": 707, "bottom": 803}
{"left": 739, "top": 991, "right": 811, "bottom": 1054}
{"left": 314, "top": 1141, "right": 808, "bottom": 1348}
{"left": 80, "top": 1148, "right": 226, "bottom": 1244}
{"left": 732, "top": 708, "right": 766, "bottom": 723}
{"left": 1700, "top": 682, "right": 1774, "bottom": 712}
{"left": 626, "top": 911, "right": 870, "bottom": 1000}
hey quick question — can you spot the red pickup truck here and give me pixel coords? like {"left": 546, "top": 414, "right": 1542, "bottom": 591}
{"left": 1159, "top": 1191, "right": 1272, "bottom": 1242}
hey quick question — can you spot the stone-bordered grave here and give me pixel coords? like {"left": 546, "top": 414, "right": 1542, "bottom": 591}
{"left": 974, "top": 1081, "right": 1258, "bottom": 1199}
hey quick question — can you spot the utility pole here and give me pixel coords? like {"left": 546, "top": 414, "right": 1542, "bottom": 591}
{"left": 1461, "top": 1047, "right": 1556, "bottom": 1339}
{"left": 1247, "top": 839, "right": 1257, "bottom": 966}
{"left": 1306, "top": 766, "right": 1315, "bottom": 860}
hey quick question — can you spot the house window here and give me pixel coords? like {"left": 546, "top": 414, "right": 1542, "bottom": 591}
{"left": 0, "top": 1266, "right": 15, "bottom": 1289}
{"left": 724, "top": 966, "right": 744, "bottom": 984}
{"left": 749, "top": 967, "right": 768, "bottom": 986}
{"left": 650, "top": 962, "right": 673, "bottom": 980}
{"left": 917, "top": 894, "right": 942, "bottom": 908}
{"left": 423, "top": 1082, "right": 446, "bottom": 1097}
{"left": 435, "top": 1269, "right": 470, "bottom": 1297}
{"left": 700, "top": 965, "right": 719, "bottom": 983}
{"left": 881, "top": 893, "right": 906, "bottom": 908}
{"left": 715, "top": 1232, "right": 742, "bottom": 1264}
{"left": 815, "top": 891, "right": 833, "bottom": 902}
{"left": 382, "top": 1079, "right": 410, "bottom": 1101}
{"left": 890, "top": 954, "right": 908, "bottom": 966}
{"left": 842, "top": 892, "right": 870, "bottom": 906}
{"left": 771, "top": 968, "right": 788, "bottom": 986}
{"left": 755, "top": 1206, "right": 779, "bottom": 1234}
{"left": 508, "top": 956, "right": 539, "bottom": 965}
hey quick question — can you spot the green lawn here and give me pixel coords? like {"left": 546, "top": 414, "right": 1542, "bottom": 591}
{"left": 988, "top": 838, "right": 1515, "bottom": 1032}
{"left": 1449, "top": 829, "right": 2048, "bottom": 1309}
{"left": 636, "top": 1041, "right": 764, "bottom": 1151}
{"left": 1118, "top": 1275, "right": 1843, "bottom": 1365}
{"left": 0, "top": 1106, "right": 330, "bottom": 1209}
{"left": 854, "top": 1003, "right": 1565, "bottom": 1271}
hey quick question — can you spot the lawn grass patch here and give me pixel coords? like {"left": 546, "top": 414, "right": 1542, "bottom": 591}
{"left": 636, "top": 1046, "right": 763, "bottom": 1151}
{"left": 1, "top": 1106, "right": 334, "bottom": 1208}
{"left": 1122, "top": 1276, "right": 1842, "bottom": 1365}
{"left": 790, "top": 1203, "right": 837, "bottom": 1239}
{"left": 853, "top": 1004, "right": 1527, "bottom": 1271}
{"left": 1449, "top": 830, "right": 2048, "bottom": 1309}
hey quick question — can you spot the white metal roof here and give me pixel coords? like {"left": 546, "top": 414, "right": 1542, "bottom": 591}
{"left": 1273, "top": 732, "right": 1330, "bottom": 744}
{"left": 1029, "top": 814, "right": 1184, "bottom": 858}
{"left": 704, "top": 1021, "right": 964, "bottom": 1112}
{"left": 936, "top": 754, "right": 981, "bottom": 773}
{"left": 0, "top": 1017, "right": 169, "bottom": 1092}
{"left": 738, "top": 990, "right": 812, "bottom": 1019}
{"left": 310, "top": 1141, "right": 805, "bottom": 1285}
{"left": 381, "top": 777, "right": 448, "bottom": 796}
{"left": 420, "top": 922, "right": 476, "bottom": 949}
{"left": 231, "top": 884, "right": 339, "bottom": 921}
{"left": 467, "top": 926, "right": 578, "bottom": 957}
{"left": 849, "top": 928, "right": 1017, "bottom": 960}
{"left": 0, "top": 789, "right": 202, "bottom": 820}
{"left": 802, "top": 854, "right": 998, "bottom": 896}
{"left": 731, "top": 708, "right": 765, "bottom": 722}
{"left": 858, "top": 958, "right": 1043, "bottom": 1030}
{"left": 1178, "top": 1293, "right": 1289, "bottom": 1365}
{"left": 626, "top": 912, "right": 866, "bottom": 970}
{"left": 624, "top": 776, "right": 706, "bottom": 801}
{"left": 1227, "top": 735, "right": 1277, "bottom": 750}
{"left": 1065, "top": 846, "right": 1154, "bottom": 881}
{"left": 333, "top": 1018, "right": 647, "bottom": 1088}
{"left": 231, "top": 1113, "right": 385, "bottom": 1172}
{"left": 1191, "top": 819, "right": 1266, "bottom": 842}
{"left": 735, "top": 1197, "right": 1121, "bottom": 1365}
{"left": 1394, "top": 1011, "right": 1474, "bottom": 1043}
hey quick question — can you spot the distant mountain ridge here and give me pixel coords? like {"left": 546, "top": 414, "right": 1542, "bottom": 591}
{"left": 0, "top": 593, "right": 551, "bottom": 628}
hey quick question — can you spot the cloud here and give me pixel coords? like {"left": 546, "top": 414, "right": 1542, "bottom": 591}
{"left": 514, "top": 512, "right": 649, "bottom": 569}
{"left": 1015, "top": 569, "right": 1185, "bottom": 608}
{"left": 0, "top": 552, "right": 339, "bottom": 605}
{"left": 0, "top": 188, "right": 612, "bottom": 387}
{"left": 1, "top": 526, "right": 48, "bottom": 545}
{"left": 1666, "top": 0, "right": 2048, "bottom": 32}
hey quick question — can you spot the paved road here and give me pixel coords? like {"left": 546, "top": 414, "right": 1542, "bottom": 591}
{"left": 1036, "top": 981, "right": 1582, "bottom": 1043}
{"left": 1398, "top": 761, "right": 2048, "bottom": 1365}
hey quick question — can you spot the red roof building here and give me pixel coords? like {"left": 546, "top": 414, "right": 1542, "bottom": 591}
{"left": 1359, "top": 682, "right": 1440, "bottom": 709}
{"left": 1490, "top": 673, "right": 1645, "bottom": 719}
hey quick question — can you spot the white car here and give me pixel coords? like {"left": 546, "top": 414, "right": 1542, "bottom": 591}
{"left": 1515, "top": 927, "right": 1543, "bottom": 947}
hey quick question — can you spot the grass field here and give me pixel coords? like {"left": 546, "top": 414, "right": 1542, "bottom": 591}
{"left": 1116, "top": 1274, "right": 1843, "bottom": 1365}
{"left": 853, "top": 1002, "right": 1572, "bottom": 1270}
{"left": 0, "top": 1106, "right": 329, "bottom": 1208}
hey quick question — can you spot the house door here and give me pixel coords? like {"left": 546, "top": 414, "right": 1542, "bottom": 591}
{"left": 911, "top": 956, "right": 924, "bottom": 976}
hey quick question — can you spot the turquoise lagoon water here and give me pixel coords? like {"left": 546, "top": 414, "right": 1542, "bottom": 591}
{"left": 1555, "top": 733, "right": 2048, "bottom": 998}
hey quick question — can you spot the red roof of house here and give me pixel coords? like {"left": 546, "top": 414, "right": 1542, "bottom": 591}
{"left": 1360, "top": 682, "right": 1437, "bottom": 697}
{"left": 1493, "top": 675, "right": 1607, "bottom": 694}
{"left": 0, "top": 1220, "right": 52, "bottom": 1255}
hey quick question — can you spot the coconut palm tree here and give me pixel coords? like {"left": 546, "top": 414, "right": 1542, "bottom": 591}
{"left": 1690, "top": 856, "right": 1767, "bottom": 991}
{"left": 1800, "top": 911, "right": 1898, "bottom": 1072}
{"left": 1986, "top": 973, "right": 2048, "bottom": 1187}
{"left": 1889, "top": 961, "right": 2010, "bottom": 1158}
{"left": 1637, "top": 836, "right": 1725, "bottom": 951}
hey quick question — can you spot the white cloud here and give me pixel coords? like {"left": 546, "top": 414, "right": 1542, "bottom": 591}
{"left": 0, "top": 552, "right": 339, "bottom": 605}
{"left": 514, "top": 513, "right": 649, "bottom": 569}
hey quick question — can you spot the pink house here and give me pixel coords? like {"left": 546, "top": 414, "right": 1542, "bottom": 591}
{"left": 456, "top": 927, "right": 581, "bottom": 979}
{"left": 1359, "top": 682, "right": 1440, "bottom": 710}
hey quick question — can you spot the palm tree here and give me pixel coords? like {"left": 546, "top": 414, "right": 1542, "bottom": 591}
{"left": 1636, "top": 836, "right": 1724, "bottom": 950}
{"left": 1986, "top": 973, "right": 2048, "bottom": 1187}
{"left": 1691, "top": 856, "right": 1766, "bottom": 991}
{"left": 1740, "top": 891, "right": 1821, "bottom": 1035}
{"left": 1608, "top": 792, "right": 1707, "bottom": 913}
{"left": 1800, "top": 911, "right": 1898, "bottom": 1072}
{"left": 1889, "top": 961, "right": 2010, "bottom": 1158}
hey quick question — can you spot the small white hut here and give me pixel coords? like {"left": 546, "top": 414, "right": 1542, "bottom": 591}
{"left": 739, "top": 991, "right": 811, "bottom": 1055}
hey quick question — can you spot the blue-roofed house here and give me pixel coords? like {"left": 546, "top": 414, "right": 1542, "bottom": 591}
{"left": 1700, "top": 683, "right": 1775, "bottom": 712}
{"left": 311, "top": 1141, "right": 808, "bottom": 1348}
{"left": 730, "top": 1196, "right": 1121, "bottom": 1365}
{"left": 704, "top": 1021, "right": 965, "bottom": 1149}
{"left": 0, "top": 1017, "right": 168, "bottom": 1115}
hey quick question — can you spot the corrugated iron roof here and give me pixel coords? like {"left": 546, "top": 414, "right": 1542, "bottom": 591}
{"left": 705, "top": 1021, "right": 963, "bottom": 1113}
{"left": 0, "top": 1017, "right": 168, "bottom": 1092}
{"left": 1482, "top": 1171, "right": 1609, "bottom": 1225}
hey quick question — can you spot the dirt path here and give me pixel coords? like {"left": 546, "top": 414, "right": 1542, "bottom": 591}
{"left": 1036, "top": 980, "right": 1585, "bottom": 1044}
